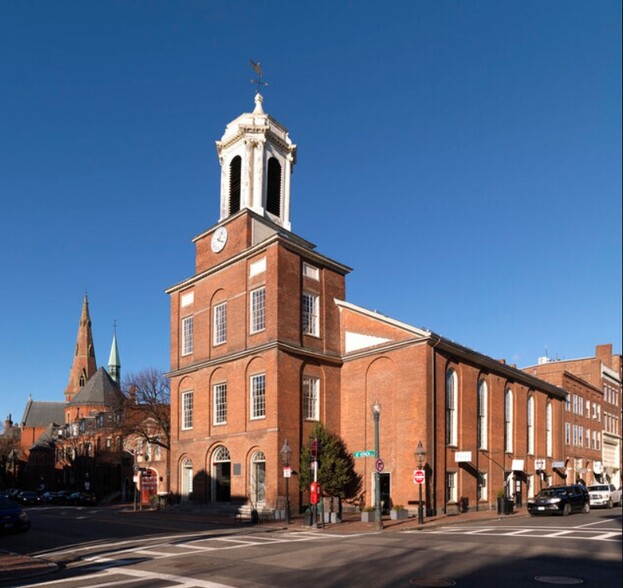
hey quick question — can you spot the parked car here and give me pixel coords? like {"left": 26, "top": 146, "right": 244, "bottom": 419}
{"left": 41, "top": 491, "right": 60, "bottom": 504}
{"left": 0, "top": 496, "right": 31, "bottom": 533}
{"left": 527, "top": 485, "right": 590, "bottom": 516}
{"left": 55, "top": 490, "right": 72, "bottom": 504}
{"left": 587, "top": 484, "right": 622, "bottom": 509}
{"left": 16, "top": 491, "right": 41, "bottom": 506}
{"left": 68, "top": 492, "right": 96, "bottom": 506}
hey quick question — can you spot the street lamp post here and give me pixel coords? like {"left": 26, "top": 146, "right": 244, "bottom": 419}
{"left": 371, "top": 401, "right": 382, "bottom": 531}
{"left": 416, "top": 440, "right": 426, "bottom": 525}
{"left": 280, "top": 439, "right": 292, "bottom": 525}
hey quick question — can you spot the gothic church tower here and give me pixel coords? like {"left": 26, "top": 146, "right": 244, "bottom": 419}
{"left": 64, "top": 294, "right": 97, "bottom": 403}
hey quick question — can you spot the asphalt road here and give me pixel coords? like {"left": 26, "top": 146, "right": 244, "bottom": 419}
{"left": 2, "top": 505, "right": 621, "bottom": 587}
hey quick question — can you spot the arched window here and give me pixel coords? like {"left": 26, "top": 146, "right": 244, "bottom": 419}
{"left": 229, "top": 156, "right": 241, "bottom": 215}
{"left": 212, "top": 445, "right": 231, "bottom": 502}
{"left": 504, "top": 389, "right": 513, "bottom": 453}
{"left": 251, "top": 451, "right": 266, "bottom": 504}
{"left": 477, "top": 379, "right": 488, "bottom": 450}
{"left": 527, "top": 396, "right": 535, "bottom": 455}
{"left": 266, "top": 157, "right": 281, "bottom": 217}
{"left": 546, "top": 401, "right": 553, "bottom": 457}
{"left": 446, "top": 369, "right": 458, "bottom": 446}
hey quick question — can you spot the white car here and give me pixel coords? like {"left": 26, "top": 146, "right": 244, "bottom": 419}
{"left": 586, "top": 484, "right": 621, "bottom": 508}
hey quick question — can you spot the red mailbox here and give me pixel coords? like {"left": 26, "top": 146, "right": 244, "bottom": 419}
{"left": 310, "top": 481, "right": 321, "bottom": 505}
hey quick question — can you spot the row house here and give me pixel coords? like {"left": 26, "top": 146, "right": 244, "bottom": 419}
{"left": 525, "top": 344, "right": 621, "bottom": 487}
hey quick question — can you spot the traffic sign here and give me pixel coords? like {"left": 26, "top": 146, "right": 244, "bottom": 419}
{"left": 353, "top": 450, "right": 375, "bottom": 458}
{"left": 413, "top": 469, "right": 425, "bottom": 484}
{"left": 376, "top": 458, "right": 384, "bottom": 472}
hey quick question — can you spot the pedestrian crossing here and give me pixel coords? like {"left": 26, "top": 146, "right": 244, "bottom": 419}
{"left": 410, "top": 524, "right": 621, "bottom": 542}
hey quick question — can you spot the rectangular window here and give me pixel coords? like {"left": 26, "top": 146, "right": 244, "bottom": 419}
{"left": 596, "top": 431, "right": 601, "bottom": 450}
{"left": 250, "top": 287, "right": 266, "bottom": 333}
{"left": 572, "top": 424, "right": 578, "bottom": 446}
{"left": 182, "top": 391, "right": 193, "bottom": 430}
{"left": 303, "top": 376, "right": 319, "bottom": 420}
{"left": 578, "top": 425, "right": 584, "bottom": 447}
{"left": 445, "top": 472, "right": 457, "bottom": 503}
{"left": 565, "top": 422, "right": 571, "bottom": 445}
{"left": 182, "top": 316, "right": 194, "bottom": 356}
{"left": 302, "top": 292, "right": 319, "bottom": 336}
{"left": 213, "top": 302, "right": 227, "bottom": 345}
{"left": 250, "top": 374, "right": 266, "bottom": 419}
{"left": 213, "top": 383, "right": 227, "bottom": 425}
{"left": 565, "top": 393, "right": 570, "bottom": 411}
{"left": 477, "top": 472, "right": 487, "bottom": 501}
{"left": 586, "top": 428, "right": 591, "bottom": 448}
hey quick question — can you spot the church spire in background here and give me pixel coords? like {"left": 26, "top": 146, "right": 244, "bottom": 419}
{"left": 65, "top": 293, "right": 97, "bottom": 403}
{"left": 108, "top": 321, "right": 121, "bottom": 383}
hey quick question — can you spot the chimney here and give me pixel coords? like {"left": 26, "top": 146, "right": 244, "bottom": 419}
{"left": 595, "top": 344, "right": 612, "bottom": 366}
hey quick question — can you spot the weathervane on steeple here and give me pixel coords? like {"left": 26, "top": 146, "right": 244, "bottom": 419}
{"left": 250, "top": 60, "right": 268, "bottom": 95}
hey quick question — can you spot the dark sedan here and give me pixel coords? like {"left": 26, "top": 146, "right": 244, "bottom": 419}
{"left": 527, "top": 485, "right": 590, "bottom": 516}
{"left": 68, "top": 492, "right": 96, "bottom": 506}
{"left": 16, "top": 491, "right": 41, "bottom": 506}
{"left": 0, "top": 496, "right": 31, "bottom": 533}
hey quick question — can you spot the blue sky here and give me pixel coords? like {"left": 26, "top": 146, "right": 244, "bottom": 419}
{"left": 1, "top": 1, "right": 621, "bottom": 429}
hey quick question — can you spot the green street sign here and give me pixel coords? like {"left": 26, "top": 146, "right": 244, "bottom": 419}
{"left": 353, "top": 450, "right": 376, "bottom": 458}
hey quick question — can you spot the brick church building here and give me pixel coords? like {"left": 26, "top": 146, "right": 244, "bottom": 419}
{"left": 167, "top": 93, "right": 570, "bottom": 516}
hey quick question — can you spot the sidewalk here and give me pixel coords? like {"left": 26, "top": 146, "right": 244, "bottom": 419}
{"left": 0, "top": 506, "right": 527, "bottom": 585}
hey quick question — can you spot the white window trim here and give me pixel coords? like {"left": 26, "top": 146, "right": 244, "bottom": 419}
{"left": 181, "top": 391, "right": 193, "bottom": 430}
{"left": 527, "top": 396, "right": 535, "bottom": 455}
{"left": 302, "top": 292, "right": 320, "bottom": 337}
{"left": 446, "top": 370, "right": 458, "bottom": 447}
{"left": 250, "top": 373, "right": 266, "bottom": 420}
{"left": 181, "top": 316, "right": 194, "bottom": 356}
{"left": 250, "top": 287, "right": 266, "bottom": 334}
{"left": 478, "top": 379, "right": 488, "bottom": 450}
{"left": 505, "top": 389, "right": 513, "bottom": 453}
{"left": 303, "top": 376, "right": 320, "bottom": 421}
{"left": 213, "top": 383, "right": 227, "bottom": 425}
{"left": 213, "top": 302, "right": 227, "bottom": 346}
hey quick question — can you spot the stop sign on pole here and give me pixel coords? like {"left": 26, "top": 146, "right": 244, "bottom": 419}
{"left": 413, "top": 469, "right": 425, "bottom": 484}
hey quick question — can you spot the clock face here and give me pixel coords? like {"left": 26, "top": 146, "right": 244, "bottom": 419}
{"left": 211, "top": 227, "right": 228, "bottom": 253}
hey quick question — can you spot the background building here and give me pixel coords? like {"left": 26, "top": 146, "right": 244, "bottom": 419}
{"left": 525, "top": 344, "right": 622, "bottom": 488}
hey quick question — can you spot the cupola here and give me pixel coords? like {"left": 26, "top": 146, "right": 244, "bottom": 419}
{"left": 215, "top": 93, "right": 297, "bottom": 231}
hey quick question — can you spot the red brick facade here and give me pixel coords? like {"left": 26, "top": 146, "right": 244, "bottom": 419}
{"left": 167, "top": 98, "right": 601, "bottom": 517}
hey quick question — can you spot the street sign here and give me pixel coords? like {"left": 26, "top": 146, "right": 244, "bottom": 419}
{"left": 283, "top": 466, "right": 292, "bottom": 478}
{"left": 413, "top": 469, "right": 425, "bottom": 484}
{"left": 353, "top": 450, "right": 375, "bottom": 458}
{"left": 376, "top": 458, "right": 384, "bottom": 472}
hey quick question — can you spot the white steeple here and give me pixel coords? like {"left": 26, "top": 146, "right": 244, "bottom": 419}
{"left": 215, "top": 93, "right": 297, "bottom": 231}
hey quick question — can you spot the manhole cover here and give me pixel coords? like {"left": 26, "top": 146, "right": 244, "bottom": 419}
{"left": 410, "top": 580, "right": 456, "bottom": 587}
{"left": 535, "top": 576, "right": 584, "bottom": 585}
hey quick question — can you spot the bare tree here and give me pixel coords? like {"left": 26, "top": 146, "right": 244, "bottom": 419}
{"left": 122, "top": 368, "right": 171, "bottom": 494}
{"left": 122, "top": 368, "right": 171, "bottom": 451}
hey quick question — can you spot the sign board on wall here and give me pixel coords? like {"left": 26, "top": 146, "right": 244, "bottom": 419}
{"left": 511, "top": 459, "right": 525, "bottom": 471}
{"left": 455, "top": 451, "right": 472, "bottom": 463}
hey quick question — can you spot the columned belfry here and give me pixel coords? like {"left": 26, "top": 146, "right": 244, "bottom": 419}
{"left": 215, "top": 92, "right": 297, "bottom": 231}
{"left": 64, "top": 293, "right": 97, "bottom": 403}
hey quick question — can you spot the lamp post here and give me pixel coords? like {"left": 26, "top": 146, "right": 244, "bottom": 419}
{"left": 371, "top": 401, "right": 382, "bottom": 531}
{"left": 280, "top": 439, "right": 292, "bottom": 525}
{"left": 416, "top": 440, "right": 426, "bottom": 525}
